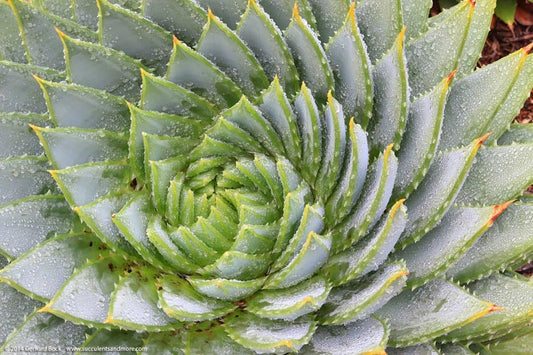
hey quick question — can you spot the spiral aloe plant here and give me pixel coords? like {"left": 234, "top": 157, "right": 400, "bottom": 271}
{"left": 1, "top": 0, "right": 533, "bottom": 353}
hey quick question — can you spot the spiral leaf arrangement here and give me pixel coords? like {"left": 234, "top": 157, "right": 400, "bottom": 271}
{"left": 0, "top": 0, "right": 533, "bottom": 353}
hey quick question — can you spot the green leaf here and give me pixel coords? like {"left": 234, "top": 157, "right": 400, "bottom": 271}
{"left": 375, "top": 279, "right": 496, "bottom": 347}
{"left": 247, "top": 275, "right": 330, "bottom": 321}
{"left": 307, "top": 0, "right": 350, "bottom": 43}
{"left": 285, "top": 7, "right": 334, "bottom": 103}
{"left": 0, "top": 113, "right": 49, "bottom": 159}
{"left": 405, "top": 0, "right": 474, "bottom": 97}
{"left": 334, "top": 145, "right": 398, "bottom": 250}
{"left": 318, "top": 261, "right": 408, "bottom": 325}
{"left": 166, "top": 38, "right": 242, "bottom": 109}
{"left": 324, "top": 200, "right": 407, "bottom": 286}
{"left": 439, "top": 48, "right": 530, "bottom": 151}
{"left": 401, "top": 0, "right": 432, "bottom": 41}
{"left": 157, "top": 274, "right": 236, "bottom": 322}
{"left": 355, "top": 0, "right": 403, "bottom": 64}
{"left": 33, "top": 126, "right": 128, "bottom": 170}
{"left": 197, "top": 9, "right": 269, "bottom": 98}
{"left": 398, "top": 136, "right": 485, "bottom": 248}
{"left": 389, "top": 343, "right": 440, "bottom": 355}
{"left": 441, "top": 273, "right": 533, "bottom": 343}
{"left": 97, "top": 0, "right": 172, "bottom": 75}
{"left": 0, "top": 282, "right": 41, "bottom": 345}
{"left": 0, "top": 2, "right": 26, "bottom": 63}
{"left": 0, "top": 312, "right": 87, "bottom": 353}
{"left": 142, "top": 0, "right": 206, "bottom": 45}
{"left": 80, "top": 329, "right": 146, "bottom": 353}
{"left": 446, "top": 203, "right": 533, "bottom": 283}
{"left": 107, "top": 268, "right": 180, "bottom": 331}
{"left": 224, "top": 312, "right": 317, "bottom": 353}
{"left": 140, "top": 70, "right": 217, "bottom": 119}
{"left": 393, "top": 74, "right": 451, "bottom": 200}
{"left": 59, "top": 32, "right": 145, "bottom": 101}
{"left": 498, "top": 123, "right": 533, "bottom": 145}
{"left": 42, "top": 256, "right": 125, "bottom": 327}
{"left": 259, "top": 0, "right": 317, "bottom": 31}
{"left": 393, "top": 205, "right": 503, "bottom": 288}
{"left": 0, "top": 232, "right": 105, "bottom": 302}
{"left": 0, "top": 61, "right": 63, "bottom": 113}
{"left": 325, "top": 5, "right": 373, "bottom": 129}
{"left": 300, "top": 317, "right": 389, "bottom": 355}
{"left": 8, "top": 0, "right": 97, "bottom": 70}
{"left": 196, "top": 0, "right": 247, "bottom": 29}
{"left": 0, "top": 156, "right": 57, "bottom": 205}
{"left": 51, "top": 161, "right": 132, "bottom": 207}
{"left": 458, "top": 143, "right": 533, "bottom": 205}
{"left": 368, "top": 28, "right": 408, "bottom": 157}
{"left": 237, "top": 0, "right": 299, "bottom": 96}
{"left": 439, "top": 343, "right": 476, "bottom": 355}
{"left": 141, "top": 331, "right": 185, "bottom": 354}
{"left": 0, "top": 195, "right": 81, "bottom": 259}
{"left": 200, "top": 250, "right": 272, "bottom": 281}
{"left": 478, "top": 329, "right": 533, "bottom": 354}
{"left": 35, "top": 77, "right": 130, "bottom": 132}
{"left": 188, "top": 276, "right": 266, "bottom": 301}
{"left": 494, "top": 0, "right": 516, "bottom": 26}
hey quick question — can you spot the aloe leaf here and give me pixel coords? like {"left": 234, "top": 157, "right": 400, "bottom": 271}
{"left": 140, "top": 70, "right": 217, "bottom": 119}
{"left": 335, "top": 145, "right": 398, "bottom": 249}
{"left": 0, "top": 2, "right": 26, "bottom": 63}
{"left": 80, "top": 329, "right": 146, "bottom": 354}
{"left": 246, "top": 275, "right": 329, "bottom": 321}
{"left": 325, "top": 5, "right": 373, "bottom": 129}
{"left": 0, "top": 156, "right": 57, "bottom": 205}
{"left": 8, "top": 0, "right": 96, "bottom": 70}
{"left": 97, "top": 0, "right": 172, "bottom": 75}
{"left": 405, "top": 0, "right": 474, "bottom": 97}
{"left": 107, "top": 268, "right": 180, "bottom": 331}
{"left": 457, "top": 0, "right": 497, "bottom": 77}
{"left": 293, "top": 83, "right": 322, "bottom": 183}
{"left": 284, "top": 6, "right": 334, "bottom": 103}
{"left": 455, "top": 144, "right": 533, "bottom": 206}
{"left": 0, "top": 312, "right": 86, "bottom": 353}
{"left": 59, "top": 33, "right": 145, "bottom": 101}
{"left": 355, "top": 0, "right": 403, "bottom": 64}
{"left": 325, "top": 119, "right": 369, "bottom": 224}
{"left": 265, "top": 232, "right": 331, "bottom": 289}
{"left": 478, "top": 329, "right": 533, "bottom": 354}
{"left": 200, "top": 250, "right": 272, "bottom": 281}
{"left": 141, "top": 331, "right": 184, "bottom": 354}
{"left": 196, "top": 0, "right": 247, "bottom": 30}
{"left": 259, "top": 0, "right": 316, "bottom": 31}
{"left": 142, "top": 0, "right": 206, "bottom": 45}
{"left": 393, "top": 74, "right": 451, "bottom": 200}
{"left": 0, "top": 232, "right": 105, "bottom": 302}
{"left": 398, "top": 135, "right": 486, "bottom": 248}
{"left": 440, "top": 273, "right": 533, "bottom": 343}
{"left": 33, "top": 126, "right": 128, "bottom": 170}
{"left": 112, "top": 191, "right": 173, "bottom": 273}
{"left": 74, "top": 190, "right": 137, "bottom": 254}
{"left": 315, "top": 94, "right": 346, "bottom": 200}
{"left": 324, "top": 200, "right": 406, "bottom": 286}
{"left": 224, "top": 312, "right": 317, "bottom": 353}
{"left": 498, "top": 123, "right": 533, "bottom": 145}
{"left": 440, "top": 48, "right": 531, "bottom": 151}
{"left": 0, "top": 113, "right": 49, "bottom": 159}
{"left": 188, "top": 276, "right": 266, "bottom": 301}
{"left": 191, "top": 216, "right": 233, "bottom": 253}
{"left": 300, "top": 317, "right": 389, "bottom": 355}
{"left": 368, "top": 28, "right": 408, "bottom": 157}
{"left": 393, "top": 204, "right": 509, "bottom": 288}
{"left": 0, "top": 282, "right": 41, "bottom": 345}
{"left": 197, "top": 9, "right": 269, "bottom": 98}
{"left": 388, "top": 343, "right": 440, "bottom": 355}
{"left": 439, "top": 343, "right": 476, "bottom": 355}
{"left": 146, "top": 215, "right": 200, "bottom": 274}
{"left": 51, "top": 161, "right": 132, "bottom": 207}
{"left": 35, "top": 78, "right": 130, "bottom": 132}
{"left": 401, "top": 0, "right": 432, "bottom": 41}
{"left": 446, "top": 203, "right": 533, "bottom": 283}
{"left": 237, "top": 0, "right": 299, "bottom": 96}
{"left": 178, "top": 323, "right": 256, "bottom": 355}
{"left": 41, "top": 256, "right": 125, "bottom": 326}
{"left": 0, "top": 61, "right": 63, "bottom": 113}
{"left": 128, "top": 104, "right": 206, "bottom": 181}
{"left": 170, "top": 225, "right": 221, "bottom": 266}
{"left": 375, "top": 279, "right": 498, "bottom": 347}
{"left": 319, "top": 261, "right": 408, "bottom": 325}
{"left": 0, "top": 195, "right": 81, "bottom": 259}
{"left": 306, "top": 0, "right": 350, "bottom": 43}
{"left": 166, "top": 38, "right": 242, "bottom": 109}
{"left": 32, "top": 0, "right": 72, "bottom": 18}
{"left": 70, "top": 0, "right": 98, "bottom": 30}
{"left": 157, "top": 274, "right": 236, "bottom": 322}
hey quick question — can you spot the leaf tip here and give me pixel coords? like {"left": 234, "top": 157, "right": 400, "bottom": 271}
{"left": 292, "top": 2, "right": 301, "bottom": 22}
{"left": 476, "top": 132, "right": 493, "bottom": 147}
{"left": 446, "top": 69, "right": 458, "bottom": 85}
{"left": 490, "top": 200, "right": 515, "bottom": 223}
{"left": 54, "top": 27, "right": 67, "bottom": 40}
{"left": 523, "top": 42, "right": 533, "bottom": 55}
{"left": 172, "top": 35, "right": 181, "bottom": 46}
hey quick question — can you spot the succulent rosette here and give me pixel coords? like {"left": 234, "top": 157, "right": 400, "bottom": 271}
{"left": 1, "top": 0, "right": 533, "bottom": 353}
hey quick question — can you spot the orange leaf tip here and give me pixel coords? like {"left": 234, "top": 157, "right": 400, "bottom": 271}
{"left": 54, "top": 27, "right": 67, "bottom": 39}
{"left": 488, "top": 304, "right": 506, "bottom": 313}
{"left": 490, "top": 200, "right": 515, "bottom": 223}
{"left": 446, "top": 69, "right": 458, "bottom": 84}
{"left": 523, "top": 42, "right": 533, "bottom": 55}
{"left": 172, "top": 35, "right": 181, "bottom": 45}
{"left": 476, "top": 132, "right": 493, "bottom": 146}
{"left": 292, "top": 2, "right": 300, "bottom": 21}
